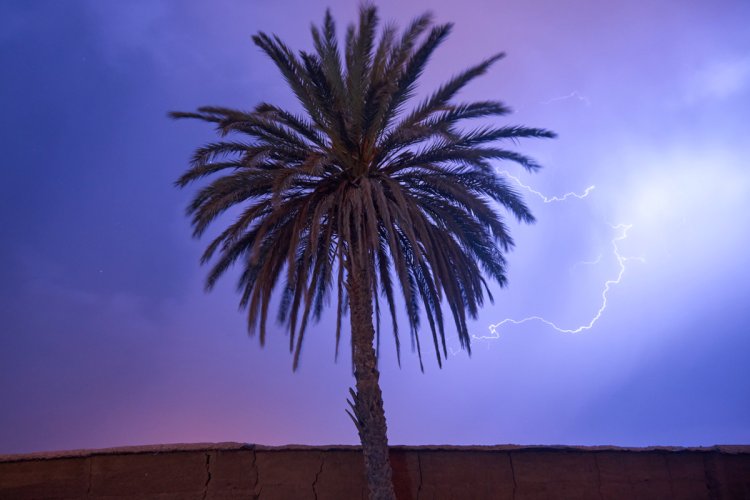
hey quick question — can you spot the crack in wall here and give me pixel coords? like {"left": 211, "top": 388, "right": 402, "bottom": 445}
{"left": 86, "top": 457, "right": 92, "bottom": 498}
{"left": 312, "top": 452, "right": 325, "bottom": 500}
{"left": 703, "top": 452, "right": 720, "bottom": 500}
{"left": 593, "top": 453, "right": 603, "bottom": 500}
{"left": 250, "top": 449, "right": 260, "bottom": 500}
{"left": 201, "top": 452, "right": 212, "bottom": 500}
{"left": 416, "top": 452, "right": 423, "bottom": 499}
{"left": 508, "top": 452, "right": 517, "bottom": 500}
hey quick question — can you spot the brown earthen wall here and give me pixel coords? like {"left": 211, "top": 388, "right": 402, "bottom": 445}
{"left": 1, "top": 443, "right": 748, "bottom": 499}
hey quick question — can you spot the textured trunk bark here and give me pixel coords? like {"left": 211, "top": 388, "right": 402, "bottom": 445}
{"left": 347, "top": 264, "right": 397, "bottom": 500}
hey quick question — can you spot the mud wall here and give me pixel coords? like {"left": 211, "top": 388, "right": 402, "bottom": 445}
{"left": 1, "top": 443, "right": 749, "bottom": 499}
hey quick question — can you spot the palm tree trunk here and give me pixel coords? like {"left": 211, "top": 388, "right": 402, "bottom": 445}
{"left": 347, "top": 265, "right": 397, "bottom": 500}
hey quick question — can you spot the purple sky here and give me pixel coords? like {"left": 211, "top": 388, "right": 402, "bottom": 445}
{"left": 2, "top": 0, "right": 749, "bottom": 454}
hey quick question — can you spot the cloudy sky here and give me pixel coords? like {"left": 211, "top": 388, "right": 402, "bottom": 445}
{"left": 1, "top": 0, "right": 749, "bottom": 454}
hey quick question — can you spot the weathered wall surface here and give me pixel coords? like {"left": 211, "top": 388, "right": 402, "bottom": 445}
{"left": 1, "top": 443, "right": 748, "bottom": 499}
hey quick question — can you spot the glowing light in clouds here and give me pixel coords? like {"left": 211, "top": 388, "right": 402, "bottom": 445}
{"left": 476, "top": 144, "right": 749, "bottom": 347}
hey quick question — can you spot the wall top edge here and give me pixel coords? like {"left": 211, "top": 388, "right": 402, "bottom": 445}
{"left": 3, "top": 442, "right": 749, "bottom": 463}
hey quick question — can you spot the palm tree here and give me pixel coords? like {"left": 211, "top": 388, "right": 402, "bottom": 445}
{"left": 171, "top": 5, "right": 555, "bottom": 499}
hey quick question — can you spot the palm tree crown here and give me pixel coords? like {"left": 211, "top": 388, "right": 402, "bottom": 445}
{"left": 171, "top": 6, "right": 555, "bottom": 371}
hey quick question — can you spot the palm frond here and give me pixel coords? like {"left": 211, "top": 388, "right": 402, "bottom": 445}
{"left": 172, "top": 5, "right": 556, "bottom": 369}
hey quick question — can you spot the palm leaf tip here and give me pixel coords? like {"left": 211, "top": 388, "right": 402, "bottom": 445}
{"left": 168, "top": 110, "right": 199, "bottom": 120}
{"left": 536, "top": 128, "right": 557, "bottom": 139}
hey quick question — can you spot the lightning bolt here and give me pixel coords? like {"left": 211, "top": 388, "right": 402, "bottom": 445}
{"left": 570, "top": 254, "right": 603, "bottom": 272}
{"left": 446, "top": 173, "right": 642, "bottom": 357}
{"left": 499, "top": 170, "right": 595, "bottom": 203}
{"left": 540, "top": 91, "right": 591, "bottom": 106}
{"left": 478, "top": 223, "right": 644, "bottom": 341}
